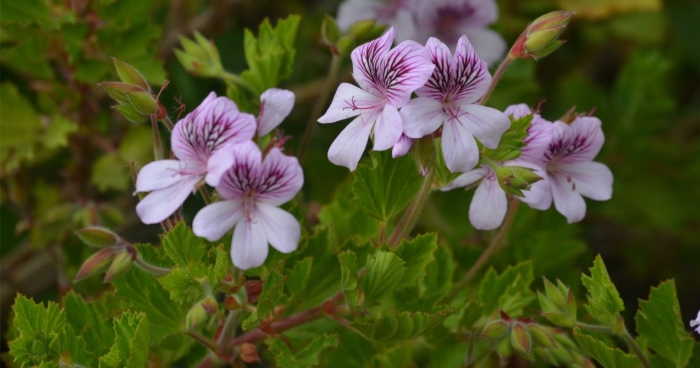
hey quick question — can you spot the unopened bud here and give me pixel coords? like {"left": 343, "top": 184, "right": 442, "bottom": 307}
{"left": 201, "top": 296, "right": 218, "bottom": 315}
{"left": 175, "top": 32, "right": 224, "bottom": 78}
{"left": 335, "top": 35, "right": 356, "bottom": 56}
{"left": 185, "top": 302, "right": 209, "bottom": 330}
{"left": 75, "top": 248, "right": 116, "bottom": 282}
{"left": 346, "top": 19, "right": 376, "bottom": 40}
{"left": 528, "top": 324, "right": 556, "bottom": 348}
{"left": 100, "top": 82, "right": 145, "bottom": 105}
{"left": 480, "top": 320, "right": 510, "bottom": 340}
{"left": 224, "top": 295, "right": 242, "bottom": 310}
{"left": 75, "top": 226, "right": 119, "bottom": 248}
{"left": 521, "top": 11, "right": 574, "bottom": 60}
{"left": 114, "top": 105, "right": 148, "bottom": 123}
{"left": 495, "top": 165, "right": 542, "bottom": 197}
{"left": 321, "top": 14, "right": 341, "bottom": 46}
{"left": 538, "top": 277, "right": 577, "bottom": 327}
{"left": 126, "top": 91, "right": 159, "bottom": 115}
{"left": 240, "top": 343, "right": 260, "bottom": 363}
{"left": 111, "top": 57, "right": 150, "bottom": 91}
{"left": 496, "top": 334, "right": 513, "bottom": 359}
{"left": 245, "top": 280, "right": 263, "bottom": 304}
{"left": 510, "top": 322, "right": 532, "bottom": 355}
{"left": 103, "top": 250, "right": 134, "bottom": 283}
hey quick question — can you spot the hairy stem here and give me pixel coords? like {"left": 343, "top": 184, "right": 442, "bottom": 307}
{"left": 133, "top": 255, "right": 170, "bottom": 276}
{"left": 448, "top": 199, "right": 520, "bottom": 300}
{"left": 150, "top": 115, "right": 164, "bottom": 161}
{"left": 478, "top": 55, "right": 514, "bottom": 106}
{"left": 187, "top": 330, "right": 218, "bottom": 352}
{"left": 217, "top": 310, "right": 241, "bottom": 355}
{"left": 297, "top": 54, "right": 341, "bottom": 163}
{"left": 161, "top": 116, "right": 175, "bottom": 131}
{"left": 386, "top": 164, "right": 436, "bottom": 248}
{"left": 198, "top": 186, "right": 213, "bottom": 205}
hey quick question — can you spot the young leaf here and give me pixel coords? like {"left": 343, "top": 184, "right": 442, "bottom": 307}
{"left": 422, "top": 245, "right": 456, "bottom": 297}
{"left": 99, "top": 311, "right": 150, "bottom": 368}
{"left": 393, "top": 233, "right": 438, "bottom": 289}
{"left": 482, "top": 114, "right": 533, "bottom": 162}
{"left": 266, "top": 334, "right": 340, "bottom": 368}
{"left": 286, "top": 257, "right": 313, "bottom": 297}
{"left": 478, "top": 261, "right": 535, "bottom": 316}
{"left": 0, "top": 82, "right": 41, "bottom": 171}
{"left": 243, "top": 261, "right": 287, "bottom": 330}
{"left": 338, "top": 251, "right": 361, "bottom": 306}
{"left": 352, "top": 151, "right": 423, "bottom": 222}
{"left": 157, "top": 267, "right": 203, "bottom": 303}
{"left": 355, "top": 310, "right": 450, "bottom": 342}
{"left": 363, "top": 251, "right": 406, "bottom": 304}
{"left": 8, "top": 295, "right": 66, "bottom": 366}
{"left": 318, "top": 180, "right": 379, "bottom": 243}
{"left": 635, "top": 280, "right": 693, "bottom": 366}
{"left": 582, "top": 255, "right": 625, "bottom": 326}
{"left": 573, "top": 329, "right": 638, "bottom": 368}
{"left": 162, "top": 222, "right": 207, "bottom": 268}
{"left": 63, "top": 292, "right": 114, "bottom": 355}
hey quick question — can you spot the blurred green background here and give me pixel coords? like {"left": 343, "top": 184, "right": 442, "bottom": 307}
{"left": 1, "top": 0, "right": 699, "bottom": 354}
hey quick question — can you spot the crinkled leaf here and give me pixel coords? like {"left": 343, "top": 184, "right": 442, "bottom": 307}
{"left": 286, "top": 257, "right": 313, "bottom": 297}
{"left": 0, "top": 0, "right": 53, "bottom": 28}
{"left": 157, "top": 267, "right": 203, "bottom": 303}
{"left": 354, "top": 310, "right": 450, "bottom": 342}
{"left": 318, "top": 180, "right": 379, "bottom": 243}
{"left": 393, "top": 233, "right": 437, "bottom": 289}
{"left": 64, "top": 291, "right": 114, "bottom": 355}
{"left": 266, "top": 334, "right": 340, "bottom": 368}
{"left": 635, "top": 280, "right": 693, "bottom": 366}
{"left": 162, "top": 222, "right": 207, "bottom": 268}
{"left": 243, "top": 261, "right": 286, "bottom": 330}
{"left": 363, "top": 251, "right": 406, "bottom": 304}
{"left": 42, "top": 115, "right": 78, "bottom": 149}
{"left": 582, "top": 255, "right": 625, "bottom": 326}
{"left": 573, "top": 329, "right": 638, "bottom": 368}
{"left": 352, "top": 151, "right": 423, "bottom": 221}
{"left": 482, "top": 114, "right": 532, "bottom": 162}
{"left": 478, "top": 261, "right": 535, "bottom": 316}
{"left": 0, "top": 82, "right": 41, "bottom": 171}
{"left": 422, "top": 245, "right": 456, "bottom": 297}
{"left": 338, "top": 251, "right": 360, "bottom": 306}
{"left": 8, "top": 295, "right": 65, "bottom": 365}
{"left": 99, "top": 311, "right": 150, "bottom": 368}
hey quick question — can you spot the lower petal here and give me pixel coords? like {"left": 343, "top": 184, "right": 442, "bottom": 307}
{"left": 560, "top": 161, "right": 613, "bottom": 201}
{"left": 392, "top": 134, "right": 414, "bottom": 158}
{"left": 440, "top": 167, "right": 489, "bottom": 191}
{"left": 206, "top": 147, "right": 234, "bottom": 187}
{"left": 193, "top": 200, "right": 244, "bottom": 241}
{"left": 135, "top": 160, "right": 191, "bottom": 192}
{"left": 372, "top": 105, "right": 403, "bottom": 151}
{"left": 135, "top": 176, "right": 200, "bottom": 224}
{"left": 400, "top": 98, "right": 445, "bottom": 138}
{"left": 442, "top": 120, "right": 479, "bottom": 173}
{"left": 256, "top": 203, "right": 300, "bottom": 253}
{"left": 231, "top": 219, "right": 268, "bottom": 270}
{"left": 469, "top": 178, "right": 508, "bottom": 230}
{"left": 328, "top": 114, "right": 374, "bottom": 171}
{"left": 460, "top": 104, "right": 511, "bottom": 149}
{"left": 551, "top": 173, "right": 586, "bottom": 223}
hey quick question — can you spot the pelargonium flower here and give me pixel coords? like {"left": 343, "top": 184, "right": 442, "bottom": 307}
{"left": 537, "top": 116, "right": 613, "bottom": 223}
{"left": 135, "top": 92, "right": 256, "bottom": 224}
{"left": 192, "top": 142, "right": 303, "bottom": 270}
{"left": 257, "top": 88, "right": 295, "bottom": 137}
{"left": 401, "top": 36, "right": 510, "bottom": 173}
{"left": 691, "top": 310, "right": 700, "bottom": 334}
{"left": 407, "top": 0, "right": 506, "bottom": 65}
{"left": 318, "top": 27, "right": 434, "bottom": 170}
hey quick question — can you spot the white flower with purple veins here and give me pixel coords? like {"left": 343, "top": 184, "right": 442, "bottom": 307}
{"left": 318, "top": 27, "right": 434, "bottom": 170}
{"left": 401, "top": 36, "right": 510, "bottom": 173}
{"left": 690, "top": 310, "right": 700, "bottom": 334}
{"left": 257, "top": 88, "right": 295, "bottom": 137}
{"left": 409, "top": 0, "right": 506, "bottom": 66}
{"left": 538, "top": 116, "right": 613, "bottom": 223}
{"left": 135, "top": 92, "right": 256, "bottom": 224}
{"left": 193, "top": 142, "right": 303, "bottom": 270}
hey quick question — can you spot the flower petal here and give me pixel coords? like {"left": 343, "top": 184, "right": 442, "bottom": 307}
{"left": 192, "top": 200, "right": 244, "bottom": 241}
{"left": 460, "top": 104, "right": 510, "bottom": 149}
{"left": 380, "top": 39, "right": 435, "bottom": 107}
{"left": 520, "top": 115, "right": 554, "bottom": 164}
{"left": 469, "top": 177, "right": 507, "bottom": 230}
{"left": 373, "top": 104, "right": 403, "bottom": 151}
{"left": 258, "top": 88, "right": 295, "bottom": 137}
{"left": 336, "top": 0, "right": 380, "bottom": 29}
{"left": 440, "top": 166, "right": 489, "bottom": 191}
{"left": 392, "top": 134, "right": 414, "bottom": 158}
{"left": 217, "top": 141, "right": 262, "bottom": 200}
{"left": 328, "top": 114, "right": 375, "bottom": 171}
{"left": 256, "top": 203, "right": 300, "bottom": 253}
{"left": 550, "top": 172, "right": 587, "bottom": 223}
{"left": 318, "top": 83, "right": 384, "bottom": 124}
{"left": 462, "top": 27, "right": 507, "bottom": 67}
{"left": 450, "top": 35, "right": 492, "bottom": 104}
{"left": 206, "top": 147, "right": 234, "bottom": 187}
{"left": 400, "top": 97, "right": 445, "bottom": 138}
{"left": 546, "top": 117, "right": 604, "bottom": 165}
{"left": 504, "top": 103, "right": 532, "bottom": 119}
{"left": 256, "top": 147, "right": 304, "bottom": 206}
{"left": 558, "top": 161, "right": 613, "bottom": 201}
{"left": 442, "top": 119, "right": 479, "bottom": 173}
{"left": 351, "top": 27, "right": 396, "bottom": 95}
{"left": 416, "top": 37, "right": 454, "bottom": 101}
{"left": 135, "top": 176, "right": 201, "bottom": 224}
{"left": 231, "top": 219, "right": 268, "bottom": 270}
{"left": 171, "top": 92, "right": 256, "bottom": 162}
{"left": 135, "top": 160, "right": 197, "bottom": 192}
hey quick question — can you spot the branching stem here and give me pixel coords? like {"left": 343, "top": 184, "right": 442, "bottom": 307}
{"left": 386, "top": 164, "right": 436, "bottom": 248}
{"left": 478, "top": 55, "right": 515, "bottom": 106}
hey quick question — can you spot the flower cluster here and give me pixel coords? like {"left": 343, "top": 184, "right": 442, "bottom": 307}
{"left": 336, "top": 0, "right": 506, "bottom": 65}
{"left": 443, "top": 104, "right": 613, "bottom": 229}
{"left": 135, "top": 89, "right": 303, "bottom": 269}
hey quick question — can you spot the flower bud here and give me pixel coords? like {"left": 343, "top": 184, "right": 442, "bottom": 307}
{"left": 346, "top": 19, "right": 376, "bottom": 40}
{"left": 185, "top": 301, "right": 209, "bottom": 330}
{"left": 113, "top": 105, "right": 148, "bottom": 124}
{"left": 521, "top": 11, "right": 574, "bottom": 60}
{"left": 496, "top": 334, "right": 513, "bottom": 359}
{"left": 74, "top": 248, "right": 116, "bottom": 282}
{"left": 111, "top": 57, "right": 150, "bottom": 91}
{"left": 335, "top": 35, "right": 356, "bottom": 56}
{"left": 75, "top": 226, "right": 119, "bottom": 248}
{"left": 224, "top": 294, "right": 243, "bottom": 310}
{"left": 245, "top": 280, "right": 263, "bottom": 304}
{"left": 201, "top": 296, "right": 218, "bottom": 315}
{"left": 240, "top": 343, "right": 260, "bottom": 363}
{"left": 538, "top": 277, "right": 577, "bottom": 327}
{"left": 321, "top": 14, "right": 341, "bottom": 46}
{"left": 480, "top": 320, "right": 510, "bottom": 340}
{"left": 126, "top": 91, "right": 159, "bottom": 115}
{"left": 175, "top": 32, "right": 224, "bottom": 78}
{"left": 103, "top": 250, "right": 134, "bottom": 283}
{"left": 528, "top": 324, "right": 556, "bottom": 348}
{"left": 495, "top": 165, "right": 542, "bottom": 197}
{"left": 100, "top": 82, "right": 145, "bottom": 105}
{"left": 510, "top": 322, "right": 532, "bottom": 355}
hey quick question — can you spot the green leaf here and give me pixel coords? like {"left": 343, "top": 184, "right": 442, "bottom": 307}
{"left": 267, "top": 334, "right": 340, "bottom": 368}
{"left": 318, "top": 179, "right": 379, "bottom": 244}
{"left": 352, "top": 151, "right": 423, "bottom": 221}
{"left": 573, "top": 329, "right": 638, "bottom": 368}
{"left": 9, "top": 294, "right": 65, "bottom": 365}
{"left": 0, "top": 0, "right": 53, "bottom": 28}
{"left": 64, "top": 291, "right": 114, "bottom": 356}
{"left": 482, "top": 114, "right": 533, "bottom": 162}
{"left": 338, "top": 251, "right": 361, "bottom": 306}
{"left": 243, "top": 261, "right": 287, "bottom": 330}
{"left": 157, "top": 267, "right": 203, "bottom": 303}
{"left": 393, "top": 233, "right": 437, "bottom": 289}
{"left": 355, "top": 310, "right": 450, "bottom": 342}
{"left": 162, "top": 222, "right": 207, "bottom": 268}
{"left": 42, "top": 115, "right": 78, "bottom": 149}
{"left": 422, "top": 245, "right": 456, "bottom": 297}
{"left": 286, "top": 258, "right": 313, "bottom": 297}
{"left": 635, "top": 280, "right": 693, "bottom": 366}
{"left": 99, "top": 311, "right": 150, "bottom": 368}
{"left": 478, "top": 261, "right": 535, "bottom": 316}
{"left": 363, "top": 251, "right": 406, "bottom": 304}
{"left": 112, "top": 268, "right": 188, "bottom": 345}
{"left": 0, "top": 82, "right": 41, "bottom": 171}
{"left": 582, "top": 255, "right": 625, "bottom": 326}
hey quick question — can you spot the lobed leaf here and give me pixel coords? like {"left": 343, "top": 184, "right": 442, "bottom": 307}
{"left": 582, "top": 255, "right": 625, "bottom": 326}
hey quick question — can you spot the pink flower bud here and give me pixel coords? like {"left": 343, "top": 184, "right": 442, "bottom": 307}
{"left": 74, "top": 248, "right": 115, "bottom": 282}
{"left": 75, "top": 226, "right": 119, "bottom": 248}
